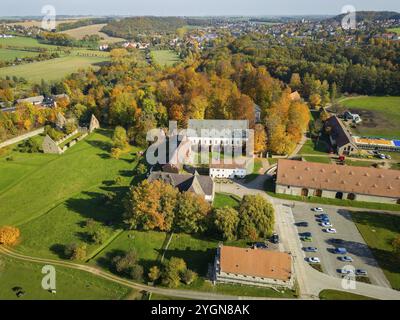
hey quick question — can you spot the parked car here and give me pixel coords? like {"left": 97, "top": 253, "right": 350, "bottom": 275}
{"left": 386, "top": 155, "right": 392, "bottom": 160}
{"left": 307, "top": 257, "right": 321, "bottom": 264}
{"left": 321, "top": 222, "right": 333, "bottom": 228}
{"left": 339, "top": 256, "right": 353, "bottom": 262}
{"left": 312, "top": 208, "right": 324, "bottom": 212}
{"left": 297, "top": 222, "right": 309, "bottom": 227}
{"left": 271, "top": 233, "right": 280, "bottom": 244}
{"left": 325, "top": 228, "right": 337, "bottom": 234}
{"left": 304, "top": 247, "right": 318, "bottom": 253}
{"left": 356, "top": 269, "right": 368, "bottom": 276}
{"left": 302, "top": 236, "right": 313, "bottom": 242}
{"left": 338, "top": 268, "right": 355, "bottom": 275}
{"left": 334, "top": 248, "right": 347, "bottom": 254}
{"left": 254, "top": 242, "right": 268, "bottom": 249}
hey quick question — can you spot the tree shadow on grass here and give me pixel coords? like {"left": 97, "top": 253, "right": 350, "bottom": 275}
{"left": 338, "top": 209, "right": 400, "bottom": 234}
{"left": 86, "top": 139, "right": 112, "bottom": 152}
{"left": 50, "top": 244, "right": 68, "bottom": 259}
{"left": 158, "top": 248, "right": 216, "bottom": 277}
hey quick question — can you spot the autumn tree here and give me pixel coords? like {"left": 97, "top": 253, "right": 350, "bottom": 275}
{"left": 254, "top": 124, "right": 267, "bottom": 155}
{"left": 289, "top": 73, "right": 302, "bottom": 92}
{"left": 148, "top": 266, "right": 161, "bottom": 282}
{"left": 112, "top": 126, "right": 129, "bottom": 150}
{"left": 124, "top": 180, "right": 178, "bottom": 232}
{"left": 0, "top": 226, "right": 20, "bottom": 245}
{"left": 64, "top": 243, "right": 87, "bottom": 261}
{"left": 238, "top": 195, "right": 275, "bottom": 241}
{"left": 162, "top": 257, "right": 187, "bottom": 288}
{"left": 213, "top": 207, "right": 239, "bottom": 241}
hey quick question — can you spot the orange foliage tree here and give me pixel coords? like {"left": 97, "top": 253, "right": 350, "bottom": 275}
{"left": 0, "top": 226, "right": 20, "bottom": 245}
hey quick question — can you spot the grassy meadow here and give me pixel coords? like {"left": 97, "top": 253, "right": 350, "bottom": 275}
{"left": 151, "top": 50, "right": 181, "bottom": 67}
{"left": 340, "top": 96, "right": 400, "bottom": 139}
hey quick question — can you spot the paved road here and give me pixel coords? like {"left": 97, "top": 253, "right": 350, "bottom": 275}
{"left": 216, "top": 175, "right": 400, "bottom": 300}
{"left": 0, "top": 127, "right": 44, "bottom": 149}
{"left": 0, "top": 246, "right": 293, "bottom": 301}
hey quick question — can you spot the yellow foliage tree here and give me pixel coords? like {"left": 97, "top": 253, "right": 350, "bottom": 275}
{"left": 0, "top": 226, "right": 20, "bottom": 245}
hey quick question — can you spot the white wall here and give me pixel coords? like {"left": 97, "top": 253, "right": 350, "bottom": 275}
{"left": 210, "top": 168, "right": 247, "bottom": 179}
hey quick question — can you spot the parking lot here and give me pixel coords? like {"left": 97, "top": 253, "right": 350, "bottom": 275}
{"left": 290, "top": 203, "right": 391, "bottom": 288}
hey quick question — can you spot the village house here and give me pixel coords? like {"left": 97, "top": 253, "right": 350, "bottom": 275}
{"left": 209, "top": 162, "right": 247, "bottom": 179}
{"left": 147, "top": 171, "right": 214, "bottom": 202}
{"left": 325, "top": 116, "right": 358, "bottom": 156}
{"left": 275, "top": 159, "right": 400, "bottom": 204}
{"left": 214, "top": 245, "right": 294, "bottom": 289}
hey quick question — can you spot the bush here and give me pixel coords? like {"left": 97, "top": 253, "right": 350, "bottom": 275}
{"left": 148, "top": 266, "right": 161, "bottom": 282}
{"left": 19, "top": 138, "right": 40, "bottom": 153}
{"left": 182, "top": 269, "right": 197, "bottom": 285}
{"left": 0, "top": 226, "right": 20, "bottom": 245}
{"left": 64, "top": 243, "right": 87, "bottom": 261}
{"left": 130, "top": 264, "right": 144, "bottom": 281}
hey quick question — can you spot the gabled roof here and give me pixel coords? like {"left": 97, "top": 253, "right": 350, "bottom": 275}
{"left": 276, "top": 159, "right": 400, "bottom": 199}
{"left": 219, "top": 246, "right": 292, "bottom": 282}
{"left": 148, "top": 172, "right": 214, "bottom": 197}
{"left": 325, "top": 116, "right": 355, "bottom": 148}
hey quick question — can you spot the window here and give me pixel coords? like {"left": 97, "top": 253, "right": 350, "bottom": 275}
{"left": 347, "top": 193, "right": 356, "bottom": 201}
{"left": 336, "top": 192, "right": 343, "bottom": 200}
{"left": 314, "top": 189, "right": 323, "bottom": 197}
{"left": 301, "top": 188, "right": 309, "bottom": 197}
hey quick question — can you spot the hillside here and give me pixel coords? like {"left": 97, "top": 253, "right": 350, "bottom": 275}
{"left": 101, "top": 16, "right": 187, "bottom": 38}
{"left": 329, "top": 11, "right": 400, "bottom": 22}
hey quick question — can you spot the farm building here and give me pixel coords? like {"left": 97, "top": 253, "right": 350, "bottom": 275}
{"left": 147, "top": 171, "right": 215, "bottom": 202}
{"left": 275, "top": 159, "right": 400, "bottom": 204}
{"left": 325, "top": 116, "right": 358, "bottom": 156}
{"left": 353, "top": 137, "right": 400, "bottom": 153}
{"left": 214, "top": 245, "right": 294, "bottom": 289}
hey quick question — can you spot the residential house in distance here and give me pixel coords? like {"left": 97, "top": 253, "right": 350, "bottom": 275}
{"left": 214, "top": 245, "right": 294, "bottom": 289}
{"left": 325, "top": 116, "right": 358, "bottom": 156}
{"left": 275, "top": 159, "right": 400, "bottom": 204}
{"left": 148, "top": 171, "right": 215, "bottom": 202}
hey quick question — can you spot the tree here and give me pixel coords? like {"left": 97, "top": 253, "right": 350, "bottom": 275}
{"left": 135, "top": 163, "right": 148, "bottom": 176}
{"left": 174, "top": 192, "right": 211, "bottom": 234}
{"left": 124, "top": 180, "right": 178, "bottom": 232}
{"left": 309, "top": 93, "right": 322, "bottom": 109}
{"left": 112, "top": 126, "right": 129, "bottom": 150}
{"left": 254, "top": 124, "right": 267, "bottom": 155}
{"left": 238, "top": 195, "right": 275, "bottom": 241}
{"left": 130, "top": 264, "right": 144, "bottom": 281}
{"left": 64, "top": 243, "right": 87, "bottom": 261}
{"left": 0, "top": 226, "right": 20, "bottom": 245}
{"left": 112, "top": 250, "right": 138, "bottom": 276}
{"left": 111, "top": 147, "right": 122, "bottom": 159}
{"left": 162, "top": 257, "right": 187, "bottom": 288}
{"left": 392, "top": 236, "right": 400, "bottom": 257}
{"left": 148, "top": 266, "right": 161, "bottom": 282}
{"left": 19, "top": 138, "right": 40, "bottom": 153}
{"left": 289, "top": 73, "right": 302, "bottom": 92}
{"left": 91, "top": 228, "right": 108, "bottom": 245}
{"left": 213, "top": 207, "right": 239, "bottom": 241}
{"left": 182, "top": 269, "right": 197, "bottom": 285}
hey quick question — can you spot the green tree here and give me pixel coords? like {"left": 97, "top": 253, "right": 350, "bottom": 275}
{"left": 91, "top": 228, "right": 108, "bottom": 245}
{"left": 174, "top": 192, "right": 211, "bottom": 234}
{"left": 112, "top": 126, "right": 129, "bottom": 150}
{"left": 162, "top": 257, "right": 187, "bottom": 288}
{"left": 238, "top": 195, "right": 275, "bottom": 241}
{"left": 64, "top": 243, "right": 87, "bottom": 261}
{"left": 112, "top": 250, "right": 138, "bottom": 276}
{"left": 213, "top": 207, "right": 239, "bottom": 241}
{"left": 148, "top": 266, "right": 161, "bottom": 282}
{"left": 130, "top": 264, "right": 144, "bottom": 281}
{"left": 182, "top": 269, "right": 197, "bottom": 285}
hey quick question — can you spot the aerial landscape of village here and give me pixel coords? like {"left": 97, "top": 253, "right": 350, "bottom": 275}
{"left": 0, "top": 0, "right": 400, "bottom": 309}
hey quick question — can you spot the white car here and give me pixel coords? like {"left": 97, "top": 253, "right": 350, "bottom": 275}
{"left": 312, "top": 208, "right": 324, "bottom": 212}
{"left": 340, "top": 256, "right": 353, "bottom": 262}
{"left": 339, "top": 268, "right": 355, "bottom": 275}
{"left": 307, "top": 257, "right": 321, "bottom": 264}
{"left": 321, "top": 222, "right": 333, "bottom": 228}
{"left": 325, "top": 228, "right": 337, "bottom": 234}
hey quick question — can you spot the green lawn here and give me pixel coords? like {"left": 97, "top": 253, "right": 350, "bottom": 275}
{"left": 319, "top": 289, "right": 376, "bottom": 300}
{"left": 303, "top": 156, "right": 331, "bottom": 164}
{"left": 0, "top": 256, "right": 132, "bottom": 300}
{"left": 0, "top": 48, "right": 40, "bottom": 61}
{"left": 340, "top": 96, "right": 400, "bottom": 139}
{"left": 345, "top": 159, "right": 375, "bottom": 167}
{"left": 151, "top": 50, "right": 181, "bottom": 67}
{"left": 213, "top": 193, "right": 241, "bottom": 209}
{"left": 0, "top": 55, "right": 109, "bottom": 83}
{"left": 245, "top": 158, "right": 263, "bottom": 182}
{"left": 0, "top": 130, "right": 142, "bottom": 261}
{"left": 299, "top": 139, "right": 330, "bottom": 155}
{"left": 350, "top": 211, "right": 400, "bottom": 290}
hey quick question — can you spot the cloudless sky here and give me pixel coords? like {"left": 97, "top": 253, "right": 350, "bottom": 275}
{"left": 1, "top": 0, "right": 399, "bottom": 17}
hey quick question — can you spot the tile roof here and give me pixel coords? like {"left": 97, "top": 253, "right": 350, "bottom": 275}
{"left": 276, "top": 159, "right": 400, "bottom": 199}
{"left": 219, "top": 246, "right": 292, "bottom": 281}
{"left": 325, "top": 116, "right": 355, "bottom": 148}
{"left": 148, "top": 172, "right": 214, "bottom": 197}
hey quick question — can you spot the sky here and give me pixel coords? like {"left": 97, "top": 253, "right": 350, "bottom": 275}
{"left": 0, "top": 0, "right": 399, "bottom": 17}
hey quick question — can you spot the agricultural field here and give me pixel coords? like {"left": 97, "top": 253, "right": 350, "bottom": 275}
{"left": 151, "top": 50, "right": 181, "bottom": 67}
{"left": 60, "top": 24, "right": 125, "bottom": 44}
{"left": 0, "top": 36, "right": 58, "bottom": 50}
{"left": 340, "top": 96, "right": 400, "bottom": 139}
{"left": 0, "top": 48, "right": 39, "bottom": 61}
{"left": 388, "top": 27, "right": 400, "bottom": 34}
{"left": 5, "top": 19, "right": 80, "bottom": 28}
{"left": 0, "top": 55, "right": 109, "bottom": 83}
{"left": 0, "top": 256, "right": 132, "bottom": 300}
